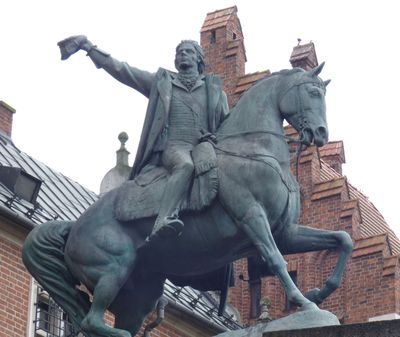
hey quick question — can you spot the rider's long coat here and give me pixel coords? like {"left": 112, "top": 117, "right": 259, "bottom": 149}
{"left": 129, "top": 68, "right": 229, "bottom": 178}
{"left": 87, "top": 49, "right": 229, "bottom": 178}
{"left": 89, "top": 52, "right": 232, "bottom": 304}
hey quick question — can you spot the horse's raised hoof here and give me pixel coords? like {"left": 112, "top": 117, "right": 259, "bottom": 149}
{"left": 305, "top": 288, "right": 323, "bottom": 304}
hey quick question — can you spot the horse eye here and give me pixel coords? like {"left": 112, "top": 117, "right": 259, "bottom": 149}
{"left": 309, "top": 89, "right": 321, "bottom": 97}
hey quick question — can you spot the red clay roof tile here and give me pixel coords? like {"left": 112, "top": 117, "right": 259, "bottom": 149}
{"left": 234, "top": 71, "right": 270, "bottom": 94}
{"left": 201, "top": 6, "right": 237, "bottom": 32}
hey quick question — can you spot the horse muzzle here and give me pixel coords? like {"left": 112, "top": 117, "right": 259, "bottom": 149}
{"left": 300, "top": 126, "right": 328, "bottom": 147}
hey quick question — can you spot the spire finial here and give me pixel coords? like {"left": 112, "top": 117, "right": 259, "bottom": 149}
{"left": 118, "top": 131, "right": 128, "bottom": 149}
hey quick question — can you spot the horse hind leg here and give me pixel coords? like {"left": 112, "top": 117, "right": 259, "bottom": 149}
{"left": 80, "top": 250, "right": 137, "bottom": 337}
{"left": 111, "top": 273, "right": 166, "bottom": 336}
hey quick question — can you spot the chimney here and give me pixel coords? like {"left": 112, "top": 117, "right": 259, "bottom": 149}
{"left": 0, "top": 101, "right": 16, "bottom": 138}
{"left": 289, "top": 42, "right": 318, "bottom": 70}
{"left": 200, "top": 6, "right": 247, "bottom": 107}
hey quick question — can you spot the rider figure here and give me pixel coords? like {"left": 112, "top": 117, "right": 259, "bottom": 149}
{"left": 60, "top": 36, "right": 229, "bottom": 241}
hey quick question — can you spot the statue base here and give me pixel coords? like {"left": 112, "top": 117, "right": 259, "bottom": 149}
{"left": 215, "top": 309, "right": 339, "bottom": 337}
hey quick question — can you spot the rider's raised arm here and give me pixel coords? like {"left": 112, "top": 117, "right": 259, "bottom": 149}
{"left": 58, "top": 35, "right": 154, "bottom": 98}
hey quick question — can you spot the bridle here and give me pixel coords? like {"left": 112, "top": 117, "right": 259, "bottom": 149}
{"left": 214, "top": 77, "right": 326, "bottom": 181}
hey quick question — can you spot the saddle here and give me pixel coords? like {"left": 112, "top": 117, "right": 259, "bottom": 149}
{"left": 115, "top": 142, "right": 218, "bottom": 222}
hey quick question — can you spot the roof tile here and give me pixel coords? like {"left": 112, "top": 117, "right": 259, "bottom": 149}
{"left": 201, "top": 6, "right": 237, "bottom": 32}
{"left": 234, "top": 71, "right": 270, "bottom": 94}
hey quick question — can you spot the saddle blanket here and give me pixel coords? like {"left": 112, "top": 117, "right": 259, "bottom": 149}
{"left": 115, "top": 142, "right": 218, "bottom": 222}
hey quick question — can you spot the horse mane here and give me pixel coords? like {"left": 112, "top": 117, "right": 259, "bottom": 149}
{"left": 269, "top": 67, "right": 304, "bottom": 77}
{"left": 218, "top": 68, "right": 305, "bottom": 136}
{"left": 234, "top": 68, "right": 305, "bottom": 107}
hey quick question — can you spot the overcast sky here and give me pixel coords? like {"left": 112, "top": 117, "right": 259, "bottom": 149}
{"left": 1, "top": 1, "right": 399, "bottom": 235}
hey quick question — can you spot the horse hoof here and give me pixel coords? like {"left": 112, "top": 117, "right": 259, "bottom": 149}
{"left": 300, "top": 302, "right": 319, "bottom": 311}
{"left": 305, "top": 288, "right": 323, "bottom": 304}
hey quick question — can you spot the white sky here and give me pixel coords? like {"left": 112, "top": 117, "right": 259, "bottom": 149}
{"left": 1, "top": 1, "right": 399, "bottom": 235}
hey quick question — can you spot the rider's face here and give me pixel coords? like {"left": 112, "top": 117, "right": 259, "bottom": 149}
{"left": 175, "top": 43, "right": 198, "bottom": 73}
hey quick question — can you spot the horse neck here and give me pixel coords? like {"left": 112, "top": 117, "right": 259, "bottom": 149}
{"left": 218, "top": 76, "right": 283, "bottom": 137}
{"left": 217, "top": 76, "right": 291, "bottom": 164}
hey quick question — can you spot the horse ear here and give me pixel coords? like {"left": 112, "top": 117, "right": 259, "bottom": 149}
{"left": 310, "top": 62, "right": 325, "bottom": 76}
{"left": 324, "top": 79, "right": 331, "bottom": 87}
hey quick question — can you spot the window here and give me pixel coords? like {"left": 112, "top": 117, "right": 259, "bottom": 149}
{"left": 210, "top": 30, "right": 216, "bottom": 43}
{"left": 249, "top": 278, "right": 262, "bottom": 319}
{"left": 29, "top": 280, "right": 82, "bottom": 337}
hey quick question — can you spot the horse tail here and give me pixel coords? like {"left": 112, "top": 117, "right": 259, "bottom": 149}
{"left": 22, "top": 220, "right": 91, "bottom": 333}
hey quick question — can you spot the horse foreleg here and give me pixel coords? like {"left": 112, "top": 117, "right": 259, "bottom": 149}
{"left": 241, "top": 203, "right": 317, "bottom": 310}
{"left": 280, "top": 225, "right": 353, "bottom": 304}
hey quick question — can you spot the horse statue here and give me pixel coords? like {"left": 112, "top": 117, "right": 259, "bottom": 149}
{"left": 22, "top": 63, "right": 353, "bottom": 337}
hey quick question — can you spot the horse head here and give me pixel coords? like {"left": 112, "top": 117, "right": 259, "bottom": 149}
{"left": 278, "top": 63, "right": 330, "bottom": 147}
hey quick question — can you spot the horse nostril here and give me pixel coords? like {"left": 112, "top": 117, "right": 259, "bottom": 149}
{"left": 315, "top": 126, "right": 328, "bottom": 141}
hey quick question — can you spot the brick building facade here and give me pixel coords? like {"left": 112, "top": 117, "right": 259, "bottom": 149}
{"left": 200, "top": 6, "right": 400, "bottom": 326}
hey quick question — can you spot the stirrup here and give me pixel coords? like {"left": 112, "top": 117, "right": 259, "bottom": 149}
{"left": 147, "top": 216, "right": 184, "bottom": 242}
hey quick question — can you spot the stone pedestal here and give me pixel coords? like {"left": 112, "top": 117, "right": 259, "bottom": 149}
{"left": 215, "top": 309, "right": 339, "bottom": 337}
{"left": 264, "top": 319, "right": 400, "bottom": 337}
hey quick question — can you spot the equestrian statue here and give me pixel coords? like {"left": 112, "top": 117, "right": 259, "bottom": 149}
{"left": 22, "top": 35, "right": 353, "bottom": 337}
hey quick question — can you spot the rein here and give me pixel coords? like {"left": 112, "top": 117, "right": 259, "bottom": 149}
{"left": 213, "top": 129, "right": 309, "bottom": 182}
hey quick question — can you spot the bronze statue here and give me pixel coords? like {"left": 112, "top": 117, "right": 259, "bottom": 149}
{"left": 22, "top": 36, "right": 353, "bottom": 337}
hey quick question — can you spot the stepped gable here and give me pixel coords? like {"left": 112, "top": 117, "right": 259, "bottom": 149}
{"left": 320, "top": 159, "right": 400, "bottom": 255}
{"left": 318, "top": 141, "right": 345, "bottom": 174}
{"left": 283, "top": 125, "right": 400, "bottom": 255}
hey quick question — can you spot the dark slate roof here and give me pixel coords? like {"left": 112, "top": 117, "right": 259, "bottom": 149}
{"left": 0, "top": 136, "right": 97, "bottom": 224}
{"left": 0, "top": 134, "right": 241, "bottom": 331}
{"left": 164, "top": 281, "right": 242, "bottom": 331}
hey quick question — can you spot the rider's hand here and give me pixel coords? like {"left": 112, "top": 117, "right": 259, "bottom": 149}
{"left": 199, "top": 131, "right": 217, "bottom": 144}
{"left": 57, "top": 35, "right": 94, "bottom": 60}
